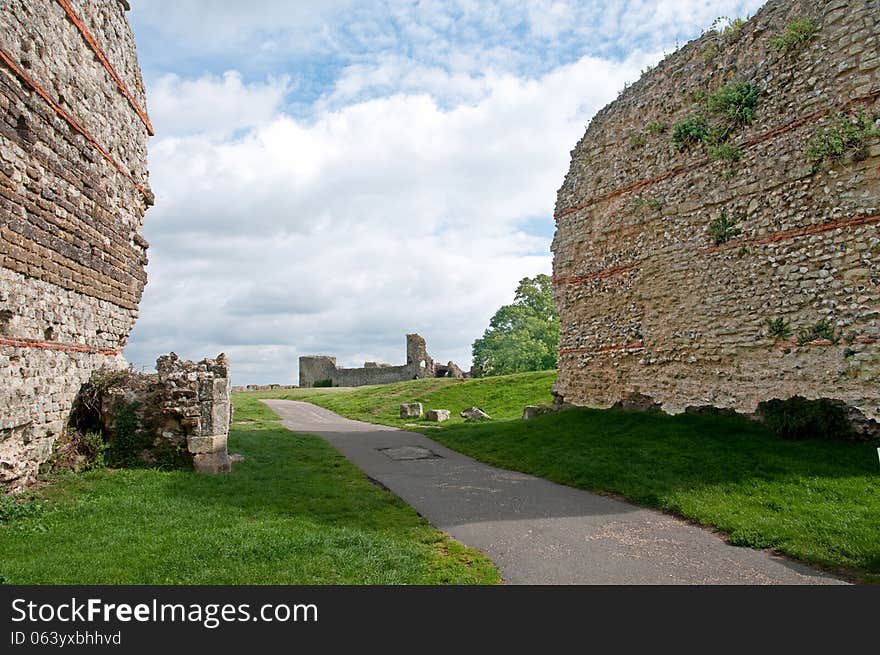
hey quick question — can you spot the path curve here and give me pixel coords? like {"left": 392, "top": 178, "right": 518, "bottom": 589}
{"left": 264, "top": 400, "right": 846, "bottom": 585}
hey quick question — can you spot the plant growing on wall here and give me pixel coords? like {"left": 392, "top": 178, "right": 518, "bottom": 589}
{"left": 672, "top": 82, "right": 759, "bottom": 170}
{"left": 797, "top": 320, "right": 840, "bottom": 345}
{"left": 709, "top": 142, "right": 743, "bottom": 163}
{"left": 771, "top": 18, "right": 817, "bottom": 55}
{"left": 805, "top": 111, "right": 879, "bottom": 171}
{"left": 703, "top": 15, "right": 747, "bottom": 60}
{"left": 710, "top": 15, "right": 747, "bottom": 39}
{"left": 707, "top": 82, "right": 760, "bottom": 126}
{"left": 708, "top": 211, "right": 741, "bottom": 245}
{"left": 630, "top": 132, "right": 647, "bottom": 149}
{"left": 703, "top": 43, "right": 720, "bottom": 62}
{"left": 672, "top": 115, "right": 710, "bottom": 149}
{"left": 632, "top": 196, "right": 662, "bottom": 213}
{"left": 766, "top": 317, "right": 792, "bottom": 341}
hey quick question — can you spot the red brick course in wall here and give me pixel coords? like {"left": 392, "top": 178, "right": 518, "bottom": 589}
{"left": 0, "top": 337, "right": 119, "bottom": 356}
{"left": 0, "top": 46, "right": 152, "bottom": 201}
{"left": 552, "top": 0, "right": 880, "bottom": 421}
{"left": 554, "top": 90, "right": 880, "bottom": 222}
{"left": 1, "top": 0, "right": 152, "bottom": 488}
{"left": 53, "top": 0, "right": 154, "bottom": 135}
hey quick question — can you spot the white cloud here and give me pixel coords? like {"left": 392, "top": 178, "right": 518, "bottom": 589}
{"left": 126, "top": 1, "right": 771, "bottom": 385}
{"left": 130, "top": 1, "right": 768, "bottom": 81}
{"left": 149, "top": 71, "right": 290, "bottom": 137}
{"left": 127, "top": 51, "right": 651, "bottom": 383}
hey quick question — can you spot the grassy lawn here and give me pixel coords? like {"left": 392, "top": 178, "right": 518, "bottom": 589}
{"left": 250, "top": 371, "right": 880, "bottom": 582}
{"left": 0, "top": 394, "right": 499, "bottom": 585}
{"left": 255, "top": 370, "right": 557, "bottom": 427}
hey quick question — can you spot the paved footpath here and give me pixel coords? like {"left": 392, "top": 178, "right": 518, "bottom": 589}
{"left": 264, "top": 400, "right": 846, "bottom": 585}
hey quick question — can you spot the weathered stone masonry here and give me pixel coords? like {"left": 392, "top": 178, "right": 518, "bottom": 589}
{"left": 94, "top": 354, "right": 233, "bottom": 474}
{"left": 553, "top": 0, "right": 879, "bottom": 420}
{"left": 1, "top": 0, "right": 153, "bottom": 488}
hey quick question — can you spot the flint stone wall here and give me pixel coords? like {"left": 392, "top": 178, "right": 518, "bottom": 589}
{"left": 552, "top": 0, "right": 879, "bottom": 420}
{"left": 0, "top": 0, "right": 152, "bottom": 489}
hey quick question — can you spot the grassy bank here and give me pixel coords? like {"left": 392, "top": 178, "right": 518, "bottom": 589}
{"left": 254, "top": 370, "right": 557, "bottom": 426}
{"left": 252, "top": 371, "right": 880, "bottom": 581}
{"left": 0, "top": 394, "right": 499, "bottom": 585}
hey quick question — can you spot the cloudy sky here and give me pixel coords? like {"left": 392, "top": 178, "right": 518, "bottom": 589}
{"left": 124, "top": 0, "right": 766, "bottom": 385}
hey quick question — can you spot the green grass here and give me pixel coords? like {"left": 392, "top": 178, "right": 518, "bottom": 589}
{"left": 0, "top": 394, "right": 499, "bottom": 585}
{"left": 249, "top": 371, "right": 880, "bottom": 582}
{"left": 261, "top": 370, "right": 557, "bottom": 427}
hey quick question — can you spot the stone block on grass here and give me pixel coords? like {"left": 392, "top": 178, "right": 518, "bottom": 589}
{"left": 461, "top": 407, "right": 491, "bottom": 420}
{"left": 426, "top": 409, "right": 451, "bottom": 422}
{"left": 400, "top": 403, "right": 423, "bottom": 419}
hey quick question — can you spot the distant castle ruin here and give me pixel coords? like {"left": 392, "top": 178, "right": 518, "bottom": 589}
{"left": 299, "top": 334, "right": 467, "bottom": 388}
{"left": 552, "top": 0, "right": 879, "bottom": 422}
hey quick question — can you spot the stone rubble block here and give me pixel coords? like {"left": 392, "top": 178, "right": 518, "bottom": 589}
{"left": 193, "top": 452, "right": 232, "bottom": 475}
{"left": 187, "top": 434, "right": 228, "bottom": 455}
{"left": 461, "top": 407, "right": 491, "bottom": 420}
{"left": 523, "top": 406, "right": 551, "bottom": 420}
{"left": 426, "top": 409, "right": 451, "bottom": 422}
{"left": 400, "top": 403, "right": 423, "bottom": 419}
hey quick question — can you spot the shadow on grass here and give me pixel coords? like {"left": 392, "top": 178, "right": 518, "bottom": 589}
{"left": 433, "top": 408, "right": 878, "bottom": 492}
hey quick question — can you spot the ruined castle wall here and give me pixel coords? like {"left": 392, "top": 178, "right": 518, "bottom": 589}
{"left": 553, "top": 0, "right": 879, "bottom": 419}
{"left": 299, "top": 334, "right": 454, "bottom": 387}
{"left": 298, "top": 356, "right": 338, "bottom": 388}
{"left": 299, "top": 355, "right": 419, "bottom": 388}
{"left": 333, "top": 364, "right": 418, "bottom": 387}
{"left": 0, "top": 0, "right": 152, "bottom": 488}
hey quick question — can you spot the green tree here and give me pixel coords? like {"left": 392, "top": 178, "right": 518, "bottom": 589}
{"left": 471, "top": 274, "right": 559, "bottom": 377}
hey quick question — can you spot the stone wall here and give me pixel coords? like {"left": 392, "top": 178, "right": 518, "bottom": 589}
{"left": 71, "top": 354, "right": 233, "bottom": 474}
{"left": 155, "top": 353, "right": 232, "bottom": 474}
{"left": 0, "top": 0, "right": 152, "bottom": 489}
{"left": 299, "top": 334, "right": 466, "bottom": 387}
{"left": 552, "top": 0, "right": 879, "bottom": 420}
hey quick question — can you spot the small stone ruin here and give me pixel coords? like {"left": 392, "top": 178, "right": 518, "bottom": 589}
{"left": 400, "top": 403, "right": 423, "bottom": 419}
{"left": 426, "top": 409, "right": 451, "bottom": 422}
{"left": 73, "top": 353, "right": 234, "bottom": 474}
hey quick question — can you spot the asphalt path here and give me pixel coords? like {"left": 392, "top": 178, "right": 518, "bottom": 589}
{"left": 264, "top": 399, "right": 846, "bottom": 585}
